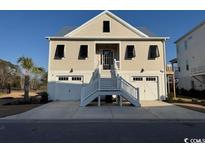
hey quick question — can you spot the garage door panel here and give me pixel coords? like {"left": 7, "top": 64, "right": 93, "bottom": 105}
{"left": 132, "top": 76, "right": 158, "bottom": 100}
{"left": 55, "top": 83, "right": 82, "bottom": 101}
{"left": 133, "top": 82, "right": 145, "bottom": 100}
{"left": 55, "top": 76, "right": 83, "bottom": 101}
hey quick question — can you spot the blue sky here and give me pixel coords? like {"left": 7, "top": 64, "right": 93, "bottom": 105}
{"left": 0, "top": 10, "right": 205, "bottom": 69}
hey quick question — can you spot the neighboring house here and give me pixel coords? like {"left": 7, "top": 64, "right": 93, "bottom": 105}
{"left": 169, "top": 58, "right": 179, "bottom": 88}
{"left": 175, "top": 21, "right": 205, "bottom": 91}
{"left": 46, "top": 11, "right": 168, "bottom": 107}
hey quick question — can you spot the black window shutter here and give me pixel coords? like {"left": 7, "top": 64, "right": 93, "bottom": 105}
{"left": 126, "top": 45, "right": 135, "bottom": 59}
{"left": 54, "top": 45, "right": 64, "bottom": 59}
{"left": 148, "top": 45, "right": 159, "bottom": 59}
{"left": 79, "top": 45, "right": 88, "bottom": 59}
{"left": 103, "top": 21, "right": 110, "bottom": 32}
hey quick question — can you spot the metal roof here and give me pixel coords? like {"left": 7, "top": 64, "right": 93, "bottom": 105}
{"left": 175, "top": 20, "right": 205, "bottom": 43}
{"left": 136, "top": 27, "right": 157, "bottom": 37}
{"left": 55, "top": 26, "right": 77, "bottom": 36}
{"left": 169, "top": 58, "right": 177, "bottom": 64}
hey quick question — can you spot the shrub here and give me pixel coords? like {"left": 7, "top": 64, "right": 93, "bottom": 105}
{"left": 177, "top": 88, "right": 205, "bottom": 99}
{"left": 40, "top": 92, "right": 48, "bottom": 103}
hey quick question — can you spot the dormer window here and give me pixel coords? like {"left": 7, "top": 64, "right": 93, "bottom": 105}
{"left": 79, "top": 45, "right": 88, "bottom": 59}
{"left": 126, "top": 45, "right": 135, "bottom": 59}
{"left": 148, "top": 45, "right": 160, "bottom": 60}
{"left": 54, "top": 45, "right": 64, "bottom": 59}
{"left": 103, "top": 21, "right": 110, "bottom": 32}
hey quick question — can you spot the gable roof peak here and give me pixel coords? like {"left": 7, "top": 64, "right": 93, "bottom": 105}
{"left": 64, "top": 10, "right": 150, "bottom": 38}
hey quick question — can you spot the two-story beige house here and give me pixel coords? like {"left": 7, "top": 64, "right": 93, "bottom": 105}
{"left": 46, "top": 11, "right": 168, "bottom": 107}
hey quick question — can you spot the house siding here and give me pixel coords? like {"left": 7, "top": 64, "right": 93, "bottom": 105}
{"left": 67, "top": 13, "right": 142, "bottom": 38}
{"left": 49, "top": 40, "right": 164, "bottom": 72}
{"left": 120, "top": 40, "right": 164, "bottom": 71}
{"left": 176, "top": 23, "right": 205, "bottom": 90}
{"left": 50, "top": 40, "right": 95, "bottom": 71}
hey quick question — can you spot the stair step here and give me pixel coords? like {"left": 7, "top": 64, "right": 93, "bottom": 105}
{"left": 100, "top": 70, "right": 116, "bottom": 78}
{"left": 81, "top": 74, "right": 140, "bottom": 107}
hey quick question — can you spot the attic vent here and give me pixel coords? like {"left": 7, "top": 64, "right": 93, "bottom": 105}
{"left": 148, "top": 45, "right": 160, "bottom": 59}
{"left": 79, "top": 45, "right": 88, "bottom": 59}
{"left": 54, "top": 45, "right": 64, "bottom": 59}
{"left": 126, "top": 45, "right": 135, "bottom": 59}
{"left": 103, "top": 21, "right": 110, "bottom": 32}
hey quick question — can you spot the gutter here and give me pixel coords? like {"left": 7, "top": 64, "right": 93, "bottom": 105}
{"left": 46, "top": 36, "right": 169, "bottom": 41}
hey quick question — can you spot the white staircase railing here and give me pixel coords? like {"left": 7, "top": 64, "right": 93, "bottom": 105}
{"left": 191, "top": 65, "right": 205, "bottom": 75}
{"left": 81, "top": 60, "right": 101, "bottom": 106}
{"left": 81, "top": 78, "right": 99, "bottom": 105}
{"left": 117, "top": 76, "right": 140, "bottom": 102}
{"left": 114, "top": 58, "right": 140, "bottom": 103}
{"left": 81, "top": 59, "right": 140, "bottom": 107}
{"left": 114, "top": 59, "right": 120, "bottom": 70}
{"left": 114, "top": 59, "right": 120, "bottom": 76}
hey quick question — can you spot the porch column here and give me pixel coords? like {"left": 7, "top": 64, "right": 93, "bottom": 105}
{"left": 167, "top": 75, "right": 170, "bottom": 95}
{"left": 116, "top": 95, "right": 118, "bottom": 104}
{"left": 119, "top": 96, "right": 122, "bottom": 107}
{"left": 98, "top": 96, "right": 101, "bottom": 107}
{"left": 173, "top": 74, "right": 176, "bottom": 99}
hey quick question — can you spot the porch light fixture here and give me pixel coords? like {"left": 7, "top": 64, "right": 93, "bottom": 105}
{"left": 140, "top": 68, "right": 144, "bottom": 73}
{"left": 70, "top": 68, "right": 73, "bottom": 73}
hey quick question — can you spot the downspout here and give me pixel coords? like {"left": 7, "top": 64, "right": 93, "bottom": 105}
{"left": 47, "top": 38, "right": 54, "bottom": 100}
{"left": 163, "top": 40, "right": 168, "bottom": 100}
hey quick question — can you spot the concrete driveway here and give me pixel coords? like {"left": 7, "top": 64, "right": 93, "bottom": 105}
{"left": 3, "top": 101, "right": 205, "bottom": 119}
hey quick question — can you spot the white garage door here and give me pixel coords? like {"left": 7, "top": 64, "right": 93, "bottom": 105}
{"left": 55, "top": 76, "right": 83, "bottom": 101}
{"left": 132, "top": 76, "right": 159, "bottom": 100}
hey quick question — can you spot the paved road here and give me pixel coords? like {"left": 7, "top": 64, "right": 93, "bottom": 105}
{"left": 0, "top": 120, "right": 205, "bottom": 143}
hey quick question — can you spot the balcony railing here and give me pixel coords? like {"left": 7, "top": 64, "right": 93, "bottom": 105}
{"left": 191, "top": 65, "right": 205, "bottom": 75}
{"left": 114, "top": 59, "right": 120, "bottom": 70}
{"left": 166, "top": 65, "right": 174, "bottom": 75}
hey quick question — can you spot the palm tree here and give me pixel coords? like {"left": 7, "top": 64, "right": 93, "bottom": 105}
{"left": 32, "top": 67, "right": 45, "bottom": 89}
{"left": 17, "top": 56, "right": 35, "bottom": 103}
{"left": 32, "top": 67, "right": 45, "bottom": 76}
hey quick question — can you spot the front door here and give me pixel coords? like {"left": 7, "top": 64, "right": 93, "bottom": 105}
{"left": 101, "top": 50, "right": 113, "bottom": 70}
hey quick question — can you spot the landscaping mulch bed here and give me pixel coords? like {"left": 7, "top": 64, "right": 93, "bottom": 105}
{"left": 0, "top": 102, "right": 43, "bottom": 118}
{"left": 174, "top": 103, "right": 205, "bottom": 113}
{"left": 167, "top": 96, "right": 205, "bottom": 113}
{"left": 0, "top": 92, "right": 50, "bottom": 118}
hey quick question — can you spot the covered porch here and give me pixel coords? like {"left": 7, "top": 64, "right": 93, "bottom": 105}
{"left": 95, "top": 42, "right": 120, "bottom": 70}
